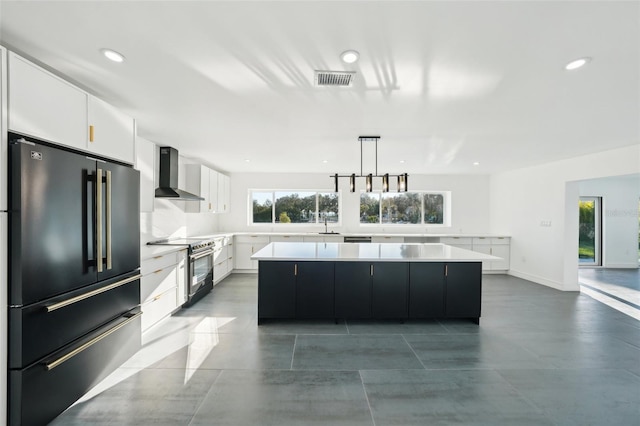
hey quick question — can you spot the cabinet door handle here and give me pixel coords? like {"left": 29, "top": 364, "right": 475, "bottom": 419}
{"left": 89, "top": 125, "right": 95, "bottom": 142}
{"left": 445, "top": 265, "right": 448, "bottom": 277}
{"left": 294, "top": 264, "right": 298, "bottom": 276}
{"left": 370, "top": 264, "right": 374, "bottom": 276}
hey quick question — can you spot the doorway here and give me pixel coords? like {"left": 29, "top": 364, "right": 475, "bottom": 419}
{"left": 579, "top": 197, "right": 602, "bottom": 266}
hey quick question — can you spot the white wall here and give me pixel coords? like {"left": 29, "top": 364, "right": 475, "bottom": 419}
{"left": 579, "top": 175, "right": 639, "bottom": 268}
{"left": 490, "top": 145, "right": 640, "bottom": 291}
{"left": 218, "top": 173, "right": 491, "bottom": 234}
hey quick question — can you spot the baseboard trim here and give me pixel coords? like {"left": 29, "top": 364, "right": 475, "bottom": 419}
{"left": 507, "top": 270, "right": 573, "bottom": 291}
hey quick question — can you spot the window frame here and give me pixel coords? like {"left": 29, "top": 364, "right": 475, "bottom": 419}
{"left": 248, "top": 189, "right": 342, "bottom": 226}
{"left": 359, "top": 190, "right": 451, "bottom": 227}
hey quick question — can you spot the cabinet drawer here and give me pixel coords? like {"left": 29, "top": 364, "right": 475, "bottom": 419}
{"left": 372, "top": 236, "right": 404, "bottom": 243}
{"left": 9, "top": 311, "right": 141, "bottom": 426}
{"left": 235, "top": 235, "right": 269, "bottom": 244}
{"left": 141, "top": 287, "right": 178, "bottom": 331}
{"left": 491, "top": 237, "right": 510, "bottom": 245}
{"left": 9, "top": 274, "right": 140, "bottom": 369}
{"left": 472, "top": 237, "right": 490, "bottom": 246}
{"left": 441, "top": 237, "right": 472, "bottom": 245}
{"left": 270, "top": 235, "right": 304, "bottom": 242}
{"left": 141, "top": 251, "right": 179, "bottom": 276}
{"left": 141, "top": 267, "right": 177, "bottom": 303}
{"left": 303, "top": 236, "right": 325, "bottom": 243}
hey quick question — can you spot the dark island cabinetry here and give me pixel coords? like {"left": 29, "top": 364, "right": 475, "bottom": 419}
{"left": 258, "top": 260, "right": 481, "bottom": 324}
{"left": 258, "top": 261, "right": 335, "bottom": 321}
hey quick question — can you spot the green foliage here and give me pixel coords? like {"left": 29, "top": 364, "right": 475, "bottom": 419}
{"left": 274, "top": 193, "right": 315, "bottom": 223}
{"left": 252, "top": 199, "right": 272, "bottom": 223}
{"left": 279, "top": 212, "right": 291, "bottom": 223}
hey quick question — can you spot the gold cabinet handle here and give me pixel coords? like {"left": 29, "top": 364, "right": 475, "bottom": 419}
{"left": 96, "top": 168, "right": 103, "bottom": 272}
{"left": 370, "top": 264, "right": 374, "bottom": 276}
{"left": 106, "top": 170, "right": 112, "bottom": 270}
{"left": 89, "top": 125, "right": 95, "bottom": 142}
{"left": 294, "top": 264, "right": 298, "bottom": 276}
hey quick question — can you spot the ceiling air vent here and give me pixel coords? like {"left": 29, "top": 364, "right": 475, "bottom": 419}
{"left": 314, "top": 70, "right": 356, "bottom": 87}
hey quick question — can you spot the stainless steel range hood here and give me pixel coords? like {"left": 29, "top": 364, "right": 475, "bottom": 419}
{"left": 155, "top": 146, "right": 204, "bottom": 201}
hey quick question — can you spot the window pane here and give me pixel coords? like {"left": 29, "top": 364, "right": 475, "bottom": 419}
{"left": 360, "top": 193, "right": 380, "bottom": 223}
{"left": 274, "top": 191, "right": 316, "bottom": 223}
{"left": 252, "top": 192, "right": 273, "bottom": 223}
{"left": 318, "top": 193, "right": 339, "bottom": 223}
{"left": 423, "top": 194, "right": 444, "bottom": 224}
{"left": 381, "top": 193, "right": 421, "bottom": 224}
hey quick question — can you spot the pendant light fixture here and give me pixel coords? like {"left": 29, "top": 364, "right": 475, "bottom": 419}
{"left": 331, "top": 136, "right": 408, "bottom": 193}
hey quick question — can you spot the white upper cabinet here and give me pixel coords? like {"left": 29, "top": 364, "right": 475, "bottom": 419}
{"left": 8, "top": 52, "right": 87, "bottom": 150}
{"left": 136, "top": 136, "right": 155, "bottom": 213}
{"left": 217, "top": 173, "right": 230, "bottom": 213}
{"left": 185, "top": 165, "right": 230, "bottom": 214}
{"left": 185, "top": 164, "right": 213, "bottom": 213}
{"left": 87, "top": 95, "right": 135, "bottom": 164}
{"left": 7, "top": 52, "right": 135, "bottom": 164}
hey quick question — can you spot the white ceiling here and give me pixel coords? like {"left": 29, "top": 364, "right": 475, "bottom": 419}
{"left": 1, "top": 1, "right": 638, "bottom": 175}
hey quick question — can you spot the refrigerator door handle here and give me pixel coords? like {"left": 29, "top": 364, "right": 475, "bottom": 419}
{"left": 96, "top": 168, "right": 103, "bottom": 272}
{"left": 106, "top": 170, "right": 112, "bottom": 270}
{"left": 44, "top": 312, "right": 142, "bottom": 371}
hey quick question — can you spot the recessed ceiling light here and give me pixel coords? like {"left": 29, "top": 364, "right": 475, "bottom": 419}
{"left": 101, "top": 48, "right": 125, "bottom": 63}
{"left": 565, "top": 57, "right": 591, "bottom": 71}
{"left": 322, "top": 160, "right": 328, "bottom": 163}
{"left": 473, "top": 162, "right": 480, "bottom": 166}
{"left": 340, "top": 50, "right": 360, "bottom": 64}
{"left": 399, "top": 160, "right": 406, "bottom": 164}
{"left": 244, "top": 159, "right": 251, "bottom": 163}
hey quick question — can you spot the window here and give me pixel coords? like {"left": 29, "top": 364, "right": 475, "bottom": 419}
{"left": 250, "top": 191, "right": 340, "bottom": 224}
{"left": 579, "top": 197, "right": 602, "bottom": 266}
{"left": 360, "top": 191, "right": 448, "bottom": 225}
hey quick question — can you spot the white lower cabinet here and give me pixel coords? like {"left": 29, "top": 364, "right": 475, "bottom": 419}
{"left": 439, "top": 237, "right": 473, "bottom": 251}
{"left": 372, "top": 236, "right": 404, "bottom": 243}
{"left": 234, "top": 235, "right": 270, "bottom": 271}
{"left": 471, "top": 237, "right": 510, "bottom": 272}
{"left": 213, "top": 236, "right": 233, "bottom": 284}
{"left": 140, "top": 249, "right": 187, "bottom": 332}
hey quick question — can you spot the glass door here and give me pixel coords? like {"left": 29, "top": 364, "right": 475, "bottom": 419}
{"left": 579, "top": 197, "right": 602, "bottom": 266}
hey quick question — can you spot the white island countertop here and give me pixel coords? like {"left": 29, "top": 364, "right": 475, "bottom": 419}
{"left": 251, "top": 242, "right": 501, "bottom": 262}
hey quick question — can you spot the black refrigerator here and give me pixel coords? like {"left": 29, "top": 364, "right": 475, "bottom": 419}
{"left": 7, "top": 134, "right": 142, "bottom": 426}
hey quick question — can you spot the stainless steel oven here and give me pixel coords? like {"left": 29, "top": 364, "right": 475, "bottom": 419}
{"left": 147, "top": 237, "right": 215, "bottom": 307}
{"left": 187, "top": 241, "right": 214, "bottom": 306}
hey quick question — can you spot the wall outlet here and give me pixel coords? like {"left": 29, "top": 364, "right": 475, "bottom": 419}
{"left": 540, "top": 220, "right": 552, "bottom": 227}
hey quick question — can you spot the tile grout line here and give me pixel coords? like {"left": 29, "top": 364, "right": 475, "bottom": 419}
{"left": 359, "top": 370, "right": 377, "bottom": 426}
{"left": 187, "top": 369, "right": 225, "bottom": 426}
{"left": 492, "top": 368, "right": 559, "bottom": 426}
{"left": 401, "top": 334, "right": 427, "bottom": 370}
{"left": 290, "top": 334, "right": 298, "bottom": 370}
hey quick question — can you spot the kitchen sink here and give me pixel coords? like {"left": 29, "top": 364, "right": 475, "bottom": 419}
{"left": 318, "top": 232, "right": 340, "bottom": 235}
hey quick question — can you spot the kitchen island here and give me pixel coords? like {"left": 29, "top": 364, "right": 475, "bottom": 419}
{"left": 251, "top": 242, "right": 500, "bottom": 325}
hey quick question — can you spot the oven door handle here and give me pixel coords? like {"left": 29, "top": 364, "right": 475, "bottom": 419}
{"left": 190, "top": 249, "right": 214, "bottom": 261}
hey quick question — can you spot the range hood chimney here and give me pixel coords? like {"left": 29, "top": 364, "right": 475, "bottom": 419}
{"left": 155, "top": 146, "right": 204, "bottom": 201}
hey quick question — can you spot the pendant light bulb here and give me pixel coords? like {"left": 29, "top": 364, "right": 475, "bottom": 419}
{"left": 366, "top": 174, "right": 373, "bottom": 192}
{"left": 350, "top": 174, "right": 356, "bottom": 192}
{"left": 382, "top": 174, "right": 389, "bottom": 192}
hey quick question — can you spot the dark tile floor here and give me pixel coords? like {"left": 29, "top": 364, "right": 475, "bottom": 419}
{"left": 52, "top": 273, "right": 640, "bottom": 426}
